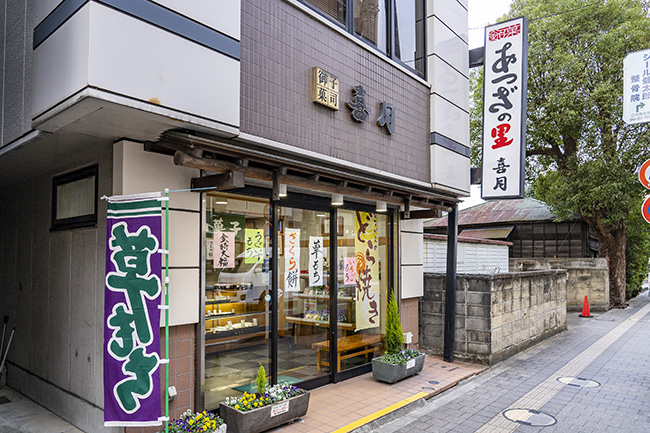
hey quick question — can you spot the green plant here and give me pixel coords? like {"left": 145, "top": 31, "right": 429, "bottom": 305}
{"left": 256, "top": 364, "right": 267, "bottom": 395}
{"left": 223, "top": 384, "right": 304, "bottom": 412}
{"left": 384, "top": 290, "right": 404, "bottom": 355}
{"left": 380, "top": 349, "right": 422, "bottom": 365}
{"left": 162, "top": 409, "right": 223, "bottom": 433}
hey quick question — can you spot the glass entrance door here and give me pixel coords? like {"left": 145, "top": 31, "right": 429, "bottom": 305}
{"left": 277, "top": 207, "right": 331, "bottom": 383}
{"left": 335, "top": 209, "right": 387, "bottom": 373}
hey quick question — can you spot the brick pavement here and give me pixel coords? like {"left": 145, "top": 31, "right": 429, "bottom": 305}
{"left": 371, "top": 291, "right": 650, "bottom": 433}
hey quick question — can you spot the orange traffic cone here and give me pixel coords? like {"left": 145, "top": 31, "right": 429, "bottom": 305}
{"left": 579, "top": 295, "right": 592, "bottom": 318}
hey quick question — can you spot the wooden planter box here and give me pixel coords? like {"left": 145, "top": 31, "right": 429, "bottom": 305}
{"left": 371, "top": 353, "right": 426, "bottom": 384}
{"left": 219, "top": 392, "right": 310, "bottom": 433}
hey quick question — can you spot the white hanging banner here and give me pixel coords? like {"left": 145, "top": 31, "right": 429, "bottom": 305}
{"left": 213, "top": 231, "right": 235, "bottom": 269}
{"left": 481, "top": 16, "right": 528, "bottom": 200}
{"left": 308, "top": 236, "right": 324, "bottom": 287}
{"left": 284, "top": 229, "right": 301, "bottom": 292}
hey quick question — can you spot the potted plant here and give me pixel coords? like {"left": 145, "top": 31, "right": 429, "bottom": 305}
{"left": 219, "top": 365, "right": 310, "bottom": 433}
{"left": 162, "top": 409, "right": 226, "bottom": 433}
{"left": 371, "top": 291, "right": 425, "bottom": 384}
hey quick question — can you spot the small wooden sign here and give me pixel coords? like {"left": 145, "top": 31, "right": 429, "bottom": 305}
{"left": 313, "top": 67, "right": 339, "bottom": 110}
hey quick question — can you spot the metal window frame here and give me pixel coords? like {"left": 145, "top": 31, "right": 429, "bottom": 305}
{"left": 50, "top": 164, "right": 99, "bottom": 231}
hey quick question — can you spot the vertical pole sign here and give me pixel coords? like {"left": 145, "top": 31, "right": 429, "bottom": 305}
{"left": 104, "top": 193, "right": 163, "bottom": 427}
{"left": 481, "top": 17, "right": 528, "bottom": 199}
{"left": 623, "top": 49, "right": 650, "bottom": 125}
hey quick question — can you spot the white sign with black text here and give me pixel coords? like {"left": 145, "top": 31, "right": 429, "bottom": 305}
{"left": 481, "top": 17, "right": 528, "bottom": 200}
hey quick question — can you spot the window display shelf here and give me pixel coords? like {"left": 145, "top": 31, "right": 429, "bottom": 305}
{"left": 204, "top": 311, "right": 237, "bottom": 319}
{"left": 285, "top": 316, "right": 355, "bottom": 331}
{"left": 294, "top": 293, "right": 354, "bottom": 302}
{"left": 205, "top": 325, "right": 267, "bottom": 340}
{"left": 205, "top": 298, "right": 237, "bottom": 305}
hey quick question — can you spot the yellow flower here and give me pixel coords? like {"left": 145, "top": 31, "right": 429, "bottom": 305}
{"left": 203, "top": 426, "right": 208, "bottom": 431}
{"left": 188, "top": 420, "right": 194, "bottom": 426}
{"left": 197, "top": 413, "right": 202, "bottom": 420}
{"left": 235, "top": 405, "right": 239, "bottom": 410}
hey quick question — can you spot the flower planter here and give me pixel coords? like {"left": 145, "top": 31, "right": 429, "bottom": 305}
{"left": 219, "top": 391, "right": 310, "bottom": 433}
{"left": 371, "top": 353, "right": 426, "bottom": 384}
{"left": 215, "top": 424, "right": 227, "bottom": 433}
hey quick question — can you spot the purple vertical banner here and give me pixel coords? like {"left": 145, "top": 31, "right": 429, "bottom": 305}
{"left": 104, "top": 194, "right": 163, "bottom": 427}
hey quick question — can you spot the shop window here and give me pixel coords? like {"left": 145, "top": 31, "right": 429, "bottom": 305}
{"left": 354, "top": 0, "right": 387, "bottom": 53}
{"left": 302, "top": 0, "right": 425, "bottom": 76}
{"left": 203, "top": 192, "right": 271, "bottom": 410}
{"left": 51, "top": 165, "right": 98, "bottom": 230}
{"left": 393, "top": 0, "right": 425, "bottom": 73}
{"left": 303, "top": 0, "right": 346, "bottom": 24}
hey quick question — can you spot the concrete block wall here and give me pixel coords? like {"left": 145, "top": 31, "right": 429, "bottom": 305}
{"left": 510, "top": 258, "right": 609, "bottom": 312}
{"left": 490, "top": 271, "right": 567, "bottom": 364}
{"left": 0, "top": 144, "right": 118, "bottom": 433}
{"left": 420, "top": 270, "right": 567, "bottom": 364}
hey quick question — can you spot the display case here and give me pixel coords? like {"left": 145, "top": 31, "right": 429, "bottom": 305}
{"left": 285, "top": 284, "right": 356, "bottom": 334}
{"left": 204, "top": 283, "right": 268, "bottom": 352}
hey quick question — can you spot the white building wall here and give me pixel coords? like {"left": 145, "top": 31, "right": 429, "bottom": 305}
{"left": 400, "top": 219, "right": 424, "bottom": 298}
{"left": 427, "top": 0, "right": 470, "bottom": 194}
{"left": 32, "top": 1, "right": 240, "bottom": 135}
{"left": 113, "top": 140, "right": 201, "bottom": 327}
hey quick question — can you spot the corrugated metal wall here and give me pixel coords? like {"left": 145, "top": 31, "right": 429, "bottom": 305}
{"left": 424, "top": 238, "right": 509, "bottom": 274}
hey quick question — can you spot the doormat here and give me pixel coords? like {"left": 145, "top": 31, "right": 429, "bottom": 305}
{"left": 0, "top": 396, "right": 10, "bottom": 405}
{"left": 233, "top": 376, "right": 302, "bottom": 393}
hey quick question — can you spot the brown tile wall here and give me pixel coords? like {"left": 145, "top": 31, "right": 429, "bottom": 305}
{"left": 241, "top": 0, "right": 431, "bottom": 183}
{"left": 125, "top": 324, "right": 196, "bottom": 433}
{"left": 400, "top": 297, "right": 420, "bottom": 349}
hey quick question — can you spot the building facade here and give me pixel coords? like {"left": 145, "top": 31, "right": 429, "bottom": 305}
{"left": 425, "top": 198, "right": 599, "bottom": 259}
{"left": 0, "top": 1, "right": 470, "bottom": 431}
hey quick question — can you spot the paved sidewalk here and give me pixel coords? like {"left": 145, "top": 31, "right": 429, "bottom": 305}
{"left": 271, "top": 356, "right": 486, "bottom": 433}
{"left": 370, "top": 291, "right": 650, "bottom": 433}
{"left": 0, "top": 354, "right": 485, "bottom": 433}
{"left": 0, "top": 386, "right": 83, "bottom": 433}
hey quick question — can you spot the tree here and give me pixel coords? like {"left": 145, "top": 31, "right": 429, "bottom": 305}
{"left": 472, "top": 0, "right": 650, "bottom": 307}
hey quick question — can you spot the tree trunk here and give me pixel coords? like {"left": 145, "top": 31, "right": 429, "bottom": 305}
{"left": 597, "top": 227, "right": 627, "bottom": 308}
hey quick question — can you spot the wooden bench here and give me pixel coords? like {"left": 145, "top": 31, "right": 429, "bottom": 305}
{"left": 312, "top": 334, "right": 383, "bottom": 372}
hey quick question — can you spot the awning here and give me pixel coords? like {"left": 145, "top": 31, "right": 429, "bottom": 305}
{"left": 459, "top": 226, "right": 514, "bottom": 240}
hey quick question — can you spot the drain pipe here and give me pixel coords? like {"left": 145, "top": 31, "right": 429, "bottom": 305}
{"left": 0, "top": 327, "right": 15, "bottom": 375}
{"left": 443, "top": 206, "right": 458, "bottom": 362}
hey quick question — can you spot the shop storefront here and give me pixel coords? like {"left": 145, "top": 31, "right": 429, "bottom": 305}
{"left": 200, "top": 189, "right": 393, "bottom": 410}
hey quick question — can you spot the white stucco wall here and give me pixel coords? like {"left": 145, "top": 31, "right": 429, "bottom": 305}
{"left": 113, "top": 140, "right": 201, "bottom": 327}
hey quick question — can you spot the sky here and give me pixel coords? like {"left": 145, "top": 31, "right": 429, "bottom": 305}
{"left": 461, "top": 0, "right": 514, "bottom": 209}
{"left": 467, "top": 0, "right": 514, "bottom": 48}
